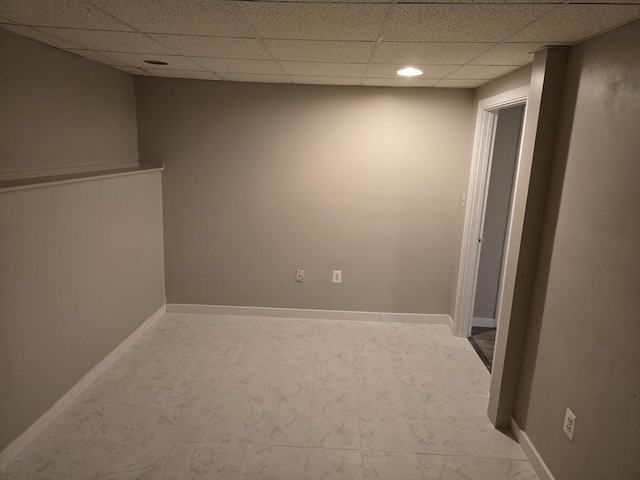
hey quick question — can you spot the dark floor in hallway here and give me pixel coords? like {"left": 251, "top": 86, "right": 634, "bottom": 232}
{"left": 469, "top": 327, "right": 496, "bottom": 372}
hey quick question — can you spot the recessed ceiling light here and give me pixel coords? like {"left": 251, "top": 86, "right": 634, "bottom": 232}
{"left": 144, "top": 60, "right": 168, "bottom": 65}
{"left": 397, "top": 67, "right": 423, "bottom": 77}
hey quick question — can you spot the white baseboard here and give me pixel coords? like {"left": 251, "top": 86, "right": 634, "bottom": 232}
{"left": 166, "top": 303, "right": 448, "bottom": 324}
{"left": 511, "top": 418, "right": 556, "bottom": 480}
{"left": 0, "top": 304, "right": 166, "bottom": 470}
{"left": 472, "top": 316, "right": 496, "bottom": 328}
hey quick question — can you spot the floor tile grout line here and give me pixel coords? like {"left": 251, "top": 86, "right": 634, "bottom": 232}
{"left": 238, "top": 323, "right": 283, "bottom": 479}
{"left": 176, "top": 316, "right": 230, "bottom": 480}
{"left": 301, "top": 326, "right": 320, "bottom": 480}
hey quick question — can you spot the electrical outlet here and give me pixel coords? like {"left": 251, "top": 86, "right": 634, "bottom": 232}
{"left": 295, "top": 269, "right": 304, "bottom": 283}
{"left": 332, "top": 270, "right": 342, "bottom": 283}
{"left": 563, "top": 408, "right": 576, "bottom": 441}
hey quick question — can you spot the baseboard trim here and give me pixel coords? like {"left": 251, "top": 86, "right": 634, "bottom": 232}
{"left": 166, "top": 303, "right": 449, "bottom": 324}
{"left": 472, "top": 316, "right": 496, "bottom": 328}
{"left": 511, "top": 418, "right": 556, "bottom": 480}
{"left": 0, "top": 304, "right": 166, "bottom": 469}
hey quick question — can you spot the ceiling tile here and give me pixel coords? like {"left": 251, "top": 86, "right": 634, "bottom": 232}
{"left": 217, "top": 73, "right": 290, "bottom": 83}
{"left": 103, "top": 52, "right": 205, "bottom": 70}
{"left": 87, "top": 0, "right": 254, "bottom": 36}
{"left": 144, "top": 69, "right": 221, "bottom": 80}
{"left": 372, "top": 42, "right": 493, "bottom": 65}
{"left": 397, "top": 0, "right": 561, "bottom": 3}
{"left": 366, "top": 63, "right": 458, "bottom": 79}
{"left": 151, "top": 35, "right": 270, "bottom": 59}
{"left": 238, "top": 2, "right": 389, "bottom": 41}
{"left": 469, "top": 42, "right": 545, "bottom": 65}
{"left": 568, "top": 0, "right": 640, "bottom": 4}
{"left": 265, "top": 39, "right": 374, "bottom": 63}
{"left": 36, "top": 28, "right": 173, "bottom": 54}
{"left": 385, "top": 4, "right": 553, "bottom": 43}
{"left": 291, "top": 76, "right": 362, "bottom": 86}
{"left": 0, "top": 24, "right": 81, "bottom": 49}
{"left": 193, "top": 58, "right": 283, "bottom": 75}
{"left": 281, "top": 61, "right": 365, "bottom": 77}
{"left": 0, "top": 0, "right": 134, "bottom": 30}
{"left": 363, "top": 77, "right": 438, "bottom": 88}
{"left": 448, "top": 65, "right": 520, "bottom": 79}
{"left": 509, "top": 5, "right": 640, "bottom": 43}
{"left": 66, "top": 49, "right": 128, "bottom": 65}
{"left": 110, "top": 65, "right": 151, "bottom": 75}
{"left": 435, "top": 79, "right": 488, "bottom": 88}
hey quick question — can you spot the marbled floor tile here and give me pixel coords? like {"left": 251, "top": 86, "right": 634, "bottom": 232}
{"left": 77, "top": 372, "right": 138, "bottom": 407}
{"left": 215, "top": 383, "right": 268, "bottom": 413}
{"left": 359, "top": 417, "right": 416, "bottom": 453}
{"left": 361, "top": 451, "right": 423, "bottom": 480}
{"left": 227, "top": 361, "right": 275, "bottom": 387}
{"left": 304, "top": 448, "right": 363, "bottom": 480}
{"left": 395, "top": 369, "right": 441, "bottom": 391}
{"left": 165, "top": 380, "right": 223, "bottom": 411}
{"left": 355, "top": 368, "right": 403, "bottom": 391}
{"left": 461, "top": 422, "right": 526, "bottom": 460}
{"left": 183, "top": 443, "right": 249, "bottom": 480}
{"left": 314, "top": 364, "right": 357, "bottom": 387}
{"left": 449, "top": 393, "right": 490, "bottom": 423}
{"left": 418, "top": 455, "right": 540, "bottom": 480}
{"left": 409, "top": 420, "right": 469, "bottom": 456}
{"left": 146, "top": 406, "right": 211, "bottom": 442}
{"left": 270, "top": 362, "right": 315, "bottom": 388}
{"left": 56, "top": 435, "right": 140, "bottom": 479}
{"left": 308, "top": 413, "right": 361, "bottom": 450}
{"left": 200, "top": 408, "right": 261, "bottom": 446}
{"left": 357, "top": 388, "right": 406, "bottom": 420}
{"left": 312, "top": 386, "right": 358, "bottom": 417}
{"left": 254, "top": 410, "right": 309, "bottom": 446}
{"left": 122, "top": 377, "right": 181, "bottom": 407}
{"left": 402, "top": 391, "right": 457, "bottom": 422}
{"left": 0, "top": 435, "right": 85, "bottom": 480}
{"left": 185, "top": 356, "right": 235, "bottom": 384}
{"left": 201, "top": 339, "right": 243, "bottom": 363}
{"left": 45, "top": 402, "right": 115, "bottom": 438}
{"left": 264, "top": 383, "right": 312, "bottom": 413}
{"left": 94, "top": 404, "right": 162, "bottom": 440}
{"left": 118, "top": 438, "right": 194, "bottom": 480}
{"left": 243, "top": 445, "right": 306, "bottom": 480}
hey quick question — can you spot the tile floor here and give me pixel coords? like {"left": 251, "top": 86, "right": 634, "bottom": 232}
{"left": 0, "top": 314, "right": 539, "bottom": 480}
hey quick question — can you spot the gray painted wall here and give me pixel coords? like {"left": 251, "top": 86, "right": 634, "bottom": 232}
{"left": 0, "top": 31, "right": 165, "bottom": 451}
{"left": 0, "top": 172, "right": 165, "bottom": 450}
{"left": 136, "top": 79, "right": 474, "bottom": 314}
{"left": 474, "top": 105, "right": 524, "bottom": 321}
{"left": 0, "top": 30, "right": 139, "bottom": 179}
{"left": 515, "top": 21, "right": 640, "bottom": 479}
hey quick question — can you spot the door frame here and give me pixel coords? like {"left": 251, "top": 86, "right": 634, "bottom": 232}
{"left": 453, "top": 86, "right": 529, "bottom": 339}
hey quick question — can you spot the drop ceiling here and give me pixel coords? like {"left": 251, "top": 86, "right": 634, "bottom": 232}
{"left": 1, "top": 0, "right": 639, "bottom": 88}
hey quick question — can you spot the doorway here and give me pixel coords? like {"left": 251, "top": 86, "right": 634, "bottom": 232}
{"left": 469, "top": 105, "right": 525, "bottom": 370}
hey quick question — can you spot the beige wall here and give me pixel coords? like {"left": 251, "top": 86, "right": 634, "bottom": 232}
{"left": 0, "top": 31, "right": 164, "bottom": 451}
{"left": 0, "top": 30, "right": 139, "bottom": 179}
{"left": 0, "top": 172, "right": 165, "bottom": 450}
{"left": 515, "top": 21, "right": 640, "bottom": 479}
{"left": 474, "top": 105, "right": 524, "bottom": 320}
{"left": 136, "top": 79, "right": 474, "bottom": 314}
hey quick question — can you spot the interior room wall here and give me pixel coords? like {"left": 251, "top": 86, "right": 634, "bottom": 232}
{"left": 0, "top": 32, "right": 165, "bottom": 451}
{"left": 473, "top": 104, "right": 524, "bottom": 321}
{"left": 514, "top": 20, "right": 640, "bottom": 479}
{"left": 0, "top": 30, "right": 139, "bottom": 180}
{"left": 136, "top": 79, "right": 474, "bottom": 314}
